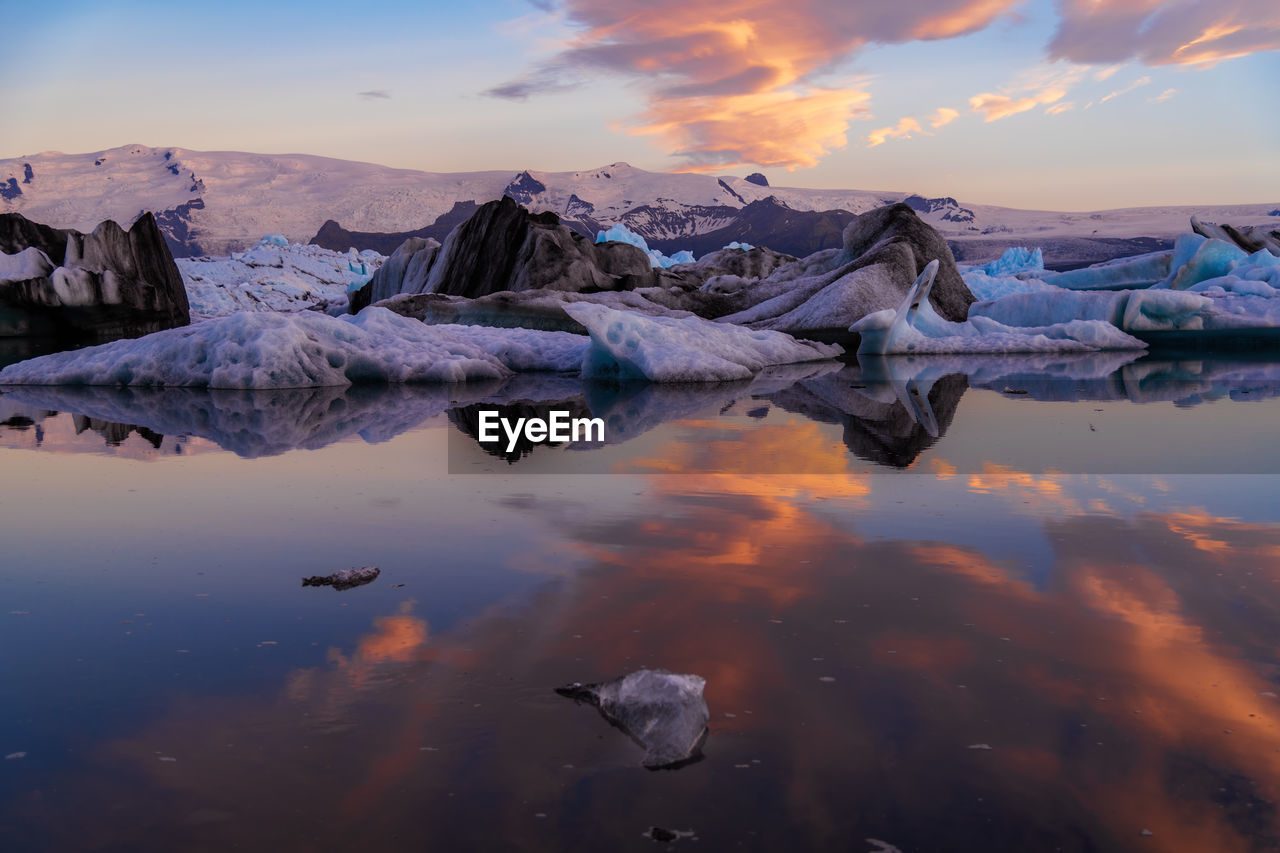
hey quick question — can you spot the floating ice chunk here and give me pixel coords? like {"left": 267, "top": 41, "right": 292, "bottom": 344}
{"left": 564, "top": 302, "right": 841, "bottom": 382}
{"left": 1047, "top": 251, "right": 1173, "bottom": 291}
{"left": 556, "top": 669, "right": 709, "bottom": 769}
{"left": 975, "top": 247, "right": 1043, "bottom": 276}
{"left": 595, "top": 223, "right": 694, "bottom": 269}
{"left": 723, "top": 241, "right": 754, "bottom": 251}
{"left": 960, "top": 269, "right": 1057, "bottom": 302}
{"left": 1163, "top": 235, "right": 1249, "bottom": 290}
{"left": 1121, "top": 290, "right": 1213, "bottom": 331}
{"left": 0, "top": 308, "right": 589, "bottom": 389}
{"left": 853, "top": 261, "right": 1145, "bottom": 354}
{"left": 302, "top": 566, "right": 380, "bottom": 590}
{"left": 260, "top": 234, "right": 289, "bottom": 248}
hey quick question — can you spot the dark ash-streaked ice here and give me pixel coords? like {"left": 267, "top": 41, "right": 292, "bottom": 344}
{"left": 557, "top": 669, "right": 709, "bottom": 769}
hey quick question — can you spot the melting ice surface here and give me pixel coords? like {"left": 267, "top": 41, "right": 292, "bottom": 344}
{"left": 4, "top": 353, "right": 1280, "bottom": 851}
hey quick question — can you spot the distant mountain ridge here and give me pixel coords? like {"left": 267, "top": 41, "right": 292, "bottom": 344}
{"left": 2, "top": 144, "right": 1276, "bottom": 264}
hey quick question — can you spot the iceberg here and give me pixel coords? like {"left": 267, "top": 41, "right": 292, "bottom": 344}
{"left": 852, "top": 261, "right": 1146, "bottom": 355}
{"left": 179, "top": 236, "right": 385, "bottom": 319}
{"left": 596, "top": 223, "right": 694, "bottom": 269}
{"left": 975, "top": 247, "right": 1043, "bottom": 276}
{"left": 556, "top": 669, "right": 709, "bottom": 769}
{"left": 0, "top": 308, "right": 588, "bottom": 389}
{"left": 564, "top": 302, "right": 841, "bottom": 382}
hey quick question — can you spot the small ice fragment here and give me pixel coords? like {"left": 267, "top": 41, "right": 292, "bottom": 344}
{"left": 557, "top": 669, "right": 708, "bottom": 769}
{"left": 1140, "top": 829, "right": 1153, "bottom": 837}
{"left": 866, "top": 840, "right": 905, "bottom": 853}
{"left": 1260, "top": 692, "right": 1277, "bottom": 698}
{"left": 9, "top": 611, "right": 29, "bottom": 615}
{"left": 5, "top": 752, "right": 26, "bottom": 760}
{"left": 302, "top": 566, "right": 380, "bottom": 591}
{"left": 819, "top": 676, "right": 836, "bottom": 683}
{"left": 158, "top": 756, "right": 177, "bottom": 762}
{"left": 967, "top": 743, "right": 993, "bottom": 750}
{"left": 259, "top": 641, "right": 278, "bottom": 646}
{"left": 419, "top": 747, "right": 438, "bottom": 752}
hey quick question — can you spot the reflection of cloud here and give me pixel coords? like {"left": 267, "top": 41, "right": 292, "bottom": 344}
{"left": 1049, "top": 0, "right": 1280, "bottom": 66}
{"left": 866, "top": 116, "right": 923, "bottom": 147}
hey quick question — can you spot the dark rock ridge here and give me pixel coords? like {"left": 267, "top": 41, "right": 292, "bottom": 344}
{"left": 0, "top": 211, "right": 190, "bottom": 340}
{"left": 310, "top": 201, "right": 481, "bottom": 255}
{"left": 503, "top": 171, "right": 547, "bottom": 206}
{"left": 902, "top": 194, "right": 976, "bottom": 224}
{"left": 314, "top": 196, "right": 865, "bottom": 260}
{"left": 647, "top": 197, "right": 854, "bottom": 258}
{"left": 349, "top": 197, "right": 654, "bottom": 311}
{"left": 744, "top": 172, "right": 769, "bottom": 187}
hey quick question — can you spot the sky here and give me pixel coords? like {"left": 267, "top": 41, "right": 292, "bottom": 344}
{"left": 2, "top": 0, "right": 1277, "bottom": 210}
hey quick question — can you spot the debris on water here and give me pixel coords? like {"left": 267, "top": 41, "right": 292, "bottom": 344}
{"left": 645, "top": 826, "right": 695, "bottom": 843}
{"left": 302, "top": 566, "right": 380, "bottom": 590}
{"left": 1002, "top": 387, "right": 1029, "bottom": 395}
{"left": 5, "top": 752, "right": 26, "bottom": 760}
{"left": 967, "top": 743, "right": 993, "bottom": 750}
{"left": 557, "top": 669, "right": 708, "bottom": 769}
{"left": 1140, "top": 829, "right": 1154, "bottom": 837}
{"left": 158, "top": 756, "right": 177, "bottom": 762}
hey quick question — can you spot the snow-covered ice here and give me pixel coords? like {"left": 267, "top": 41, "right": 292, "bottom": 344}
{"left": 557, "top": 669, "right": 709, "bottom": 769}
{"left": 178, "top": 236, "right": 384, "bottom": 319}
{"left": 0, "top": 308, "right": 588, "bottom": 389}
{"left": 564, "top": 302, "right": 841, "bottom": 382}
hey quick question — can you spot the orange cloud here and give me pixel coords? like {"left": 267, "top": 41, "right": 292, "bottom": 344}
{"left": 865, "top": 116, "right": 924, "bottom": 148}
{"left": 969, "top": 86, "right": 1068, "bottom": 121}
{"left": 488, "top": 0, "right": 1023, "bottom": 169}
{"left": 928, "top": 106, "right": 960, "bottom": 128}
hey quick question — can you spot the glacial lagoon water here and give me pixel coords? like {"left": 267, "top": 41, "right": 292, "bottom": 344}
{"left": 2, "top": 354, "right": 1279, "bottom": 852}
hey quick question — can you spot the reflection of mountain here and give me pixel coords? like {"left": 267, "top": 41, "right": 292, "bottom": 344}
{"left": 767, "top": 366, "right": 968, "bottom": 468}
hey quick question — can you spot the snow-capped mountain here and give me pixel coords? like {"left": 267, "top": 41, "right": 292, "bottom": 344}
{"left": 2, "top": 144, "right": 1276, "bottom": 261}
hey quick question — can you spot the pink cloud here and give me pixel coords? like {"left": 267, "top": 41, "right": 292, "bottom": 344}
{"left": 1049, "top": 0, "right": 1280, "bottom": 66}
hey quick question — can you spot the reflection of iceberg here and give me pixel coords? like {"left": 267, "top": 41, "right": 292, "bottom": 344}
{"left": 767, "top": 364, "right": 967, "bottom": 467}
{"left": 556, "top": 669, "right": 709, "bottom": 769}
{"left": 0, "top": 383, "right": 505, "bottom": 458}
{"left": 447, "top": 363, "right": 845, "bottom": 463}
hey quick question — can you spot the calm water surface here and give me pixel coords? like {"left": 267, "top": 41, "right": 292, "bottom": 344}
{"left": 1, "top": 354, "right": 1278, "bottom": 852}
